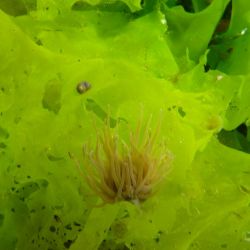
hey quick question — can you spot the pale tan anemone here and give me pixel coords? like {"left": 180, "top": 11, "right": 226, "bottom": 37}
{"left": 83, "top": 117, "right": 172, "bottom": 204}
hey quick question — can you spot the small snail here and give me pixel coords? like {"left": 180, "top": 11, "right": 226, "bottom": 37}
{"left": 76, "top": 81, "right": 91, "bottom": 94}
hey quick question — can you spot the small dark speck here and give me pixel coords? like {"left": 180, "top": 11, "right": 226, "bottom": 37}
{"left": 73, "top": 221, "right": 81, "bottom": 227}
{"left": 41, "top": 206, "right": 46, "bottom": 210}
{"left": 17, "top": 164, "right": 21, "bottom": 168}
{"left": 36, "top": 39, "right": 43, "bottom": 46}
{"left": 27, "top": 175, "right": 31, "bottom": 179}
{"left": 54, "top": 215, "right": 61, "bottom": 222}
{"left": 154, "top": 237, "right": 160, "bottom": 243}
{"left": 149, "top": 220, "right": 153, "bottom": 223}
{"left": 65, "top": 224, "right": 72, "bottom": 230}
{"left": 221, "top": 243, "right": 228, "bottom": 248}
{"left": 178, "top": 107, "right": 186, "bottom": 117}
{"left": 49, "top": 225, "right": 56, "bottom": 233}
{"left": 11, "top": 208, "right": 15, "bottom": 213}
{"left": 64, "top": 240, "right": 73, "bottom": 249}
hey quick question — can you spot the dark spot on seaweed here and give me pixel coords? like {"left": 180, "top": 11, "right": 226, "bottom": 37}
{"left": 64, "top": 240, "right": 73, "bottom": 249}
{"left": 0, "top": 142, "right": 6, "bottom": 149}
{"left": 65, "top": 224, "right": 72, "bottom": 230}
{"left": 154, "top": 237, "right": 160, "bottom": 243}
{"left": 36, "top": 39, "right": 43, "bottom": 46}
{"left": 0, "top": 214, "right": 4, "bottom": 227}
{"left": 177, "top": 107, "right": 186, "bottom": 117}
{"left": 73, "top": 221, "right": 81, "bottom": 227}
{"left": 49, "top": 226, "right": 56, "bottom": 233}
{"left": 54, "top": 215, "right": 61, "bottom": 222}
{"left": 14, "top": 180, "right": 19, "bottom": 185}
{"left": 17, "top": 164, "right": 21, "bottom": 168}
{"left": 11, "top": 208, "right": 15, "bottom": 213}
{"left": 221, "top": 243, "right": 228, "bottom": 248}
{"left": 0, "top": 126, "right": 9, "bottom": 139}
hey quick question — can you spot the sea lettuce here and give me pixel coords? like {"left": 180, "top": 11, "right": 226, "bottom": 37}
{"left": 0, "top": 0, "right": 250, "bottom": 250}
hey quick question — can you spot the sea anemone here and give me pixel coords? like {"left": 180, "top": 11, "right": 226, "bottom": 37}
{"left": 82, "top": 116, "right": 172, "bottom": 204}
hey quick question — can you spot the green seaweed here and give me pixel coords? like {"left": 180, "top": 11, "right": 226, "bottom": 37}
{"left": 0, "top": 0, "right": 250, "bottom": 249}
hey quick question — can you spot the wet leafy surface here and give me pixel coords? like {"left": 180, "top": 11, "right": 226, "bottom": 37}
{"left": 1, "top": 0, "right": 250, "bottom": 249}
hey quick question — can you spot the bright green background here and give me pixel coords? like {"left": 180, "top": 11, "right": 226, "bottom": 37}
{"left": 0, "top": 0, "right": 250, "bottom": 249}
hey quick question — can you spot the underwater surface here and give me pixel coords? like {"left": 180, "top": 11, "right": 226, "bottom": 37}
{"left": 1, "top": 0, "right": 250, "bottom": 249}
